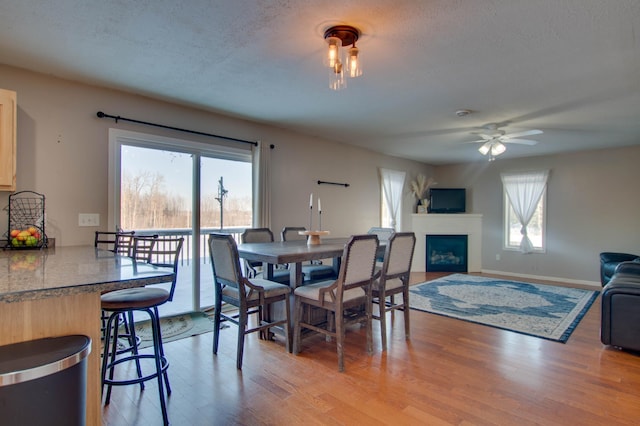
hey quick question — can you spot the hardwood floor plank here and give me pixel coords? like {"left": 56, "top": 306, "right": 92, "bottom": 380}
{"left": 102, "top": 273, "right": 640, "bottom": 425}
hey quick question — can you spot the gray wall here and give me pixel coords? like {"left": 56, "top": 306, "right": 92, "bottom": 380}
{"left": 434, "top": 146, "right": 640, "bottom": 284}
{"left": 0, "top": 64, "right": 430, "bottom": 246}
{"left": 2, "top": 64, "right": 638, "bottom": 285}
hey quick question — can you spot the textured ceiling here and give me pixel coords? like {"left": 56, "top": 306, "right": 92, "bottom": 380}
{"left": 1, "top": 0, "right": 639, "bottom": 164}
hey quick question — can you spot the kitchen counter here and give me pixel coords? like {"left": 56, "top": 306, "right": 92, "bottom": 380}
{"left": 0, "top": 245, "right": 175, "bottom": 302}
{"left": 0, "top": 245, "right": 175, "bottom": 425}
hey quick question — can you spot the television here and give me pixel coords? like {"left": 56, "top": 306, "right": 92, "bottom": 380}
{"left": 428, "top": 188, "right": 466, "bottom": 213}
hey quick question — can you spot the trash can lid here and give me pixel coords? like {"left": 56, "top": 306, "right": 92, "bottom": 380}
{"left": 0, "top": 335, "right": 91, "bottom": 387}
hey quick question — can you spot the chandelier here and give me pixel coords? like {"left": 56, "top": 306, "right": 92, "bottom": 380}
{"left": 323, "top": 25, "right": 362, "bottom": 90}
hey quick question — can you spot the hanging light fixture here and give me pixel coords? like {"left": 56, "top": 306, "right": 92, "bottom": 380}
{"left": 478, "top": 140, "right": 507, "bottom": 159}
{"left": 323, "top": 25, "right": 362, "bottom": 90}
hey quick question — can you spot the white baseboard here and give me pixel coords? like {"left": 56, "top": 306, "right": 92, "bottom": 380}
{"left": 480, "top": 269, "right": 601, "bottom": 288}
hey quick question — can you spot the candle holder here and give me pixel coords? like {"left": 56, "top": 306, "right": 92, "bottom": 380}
{"left": 299, "top": 230, "right": 330, "bottom": 245}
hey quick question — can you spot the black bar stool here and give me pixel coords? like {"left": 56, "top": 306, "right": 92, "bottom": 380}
{"left": 100, "top": 236, "right": 183, "bottom": 426}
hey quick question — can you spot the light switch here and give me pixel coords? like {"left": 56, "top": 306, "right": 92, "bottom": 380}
{"left": 79, "top": 213, "right": 100, "bottom": 227}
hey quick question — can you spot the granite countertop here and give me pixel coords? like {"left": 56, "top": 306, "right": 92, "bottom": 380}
{"left": 0, "top": 245, "right": 175, "bottom": 303}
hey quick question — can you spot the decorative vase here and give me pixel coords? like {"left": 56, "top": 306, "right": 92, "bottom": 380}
{"left": 417, "top": 199, "right": 428, "bottom": 214}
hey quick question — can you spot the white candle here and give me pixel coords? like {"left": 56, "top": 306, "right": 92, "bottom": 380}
{"left": 318, "top": 198, "right": 322, "bottom": 212}
{"left": 309, "top": 193, "right": 313, "bottom": 208}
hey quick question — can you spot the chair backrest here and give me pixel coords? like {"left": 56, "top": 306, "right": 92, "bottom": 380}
{"left": 379, "top": 232, "right": 416, "bottom": 283}
{"left": 240, "top": 228, "right": 275, "bottom": 274}
{"left": 95, "top": 230, "right": 135, "bottom": 252}
{"left": 367, "top": 227, "right": 395, "bottom": 243}
{"left": 132, "top": 235, "right": 184, "bottom": 301}
{"left": 95, "top": 231, "right": 117, "bottom": 251}
{"left": 241, "top": 228, "right": 275, "bottom": 243}
{"left": 334, "top": 234, "right": 379, "bottom": 303}
{"left": 281, "top": 226, "right": 307, "bottom": 242}
{"left": 114, "top": 232, "right": 136, "bottom": 256}
{"left": 208, "top": 233, "right": 247, "bottom": 301}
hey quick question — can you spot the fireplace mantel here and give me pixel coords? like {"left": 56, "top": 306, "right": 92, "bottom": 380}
{"left": 411, "top": 213, "right": 483, "bottom": 272}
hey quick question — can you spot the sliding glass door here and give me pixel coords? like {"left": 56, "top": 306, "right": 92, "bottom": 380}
{"left": 109, "top": 129, "right": 253, "bottom": 316}
{"left": 199, "top": 156, "right": 252, "bottom": 310}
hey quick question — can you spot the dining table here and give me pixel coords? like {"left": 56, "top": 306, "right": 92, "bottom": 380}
{"left": 236, "top": 237, "right": 354, "bottom": 289}
{"left": 0, "top": 245, "right": 176, "bottom": 426}
{"left": 237, "top": 237, "right": 386, "bottom": 329}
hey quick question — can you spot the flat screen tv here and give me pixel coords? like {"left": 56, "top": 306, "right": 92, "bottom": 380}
{"left": 428, "top": 188, "right": 466, "bottom": 213}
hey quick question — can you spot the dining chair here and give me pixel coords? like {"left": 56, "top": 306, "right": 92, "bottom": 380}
{"left": 100, "top": 235, "right": 184, "bottom": 426}
{"left": 94, "top": 230, "right": 135, "bottom": 253}
{"left": 367, "top": 227, "right": 395, "bottom": 242}
{"left": 292, "top": 234, "right": 379, "bottom": 372}
{"left": 367, "top": 227, "right": 395, "bottom": 261}
{"left": 281, "top": 226, "right": 337, "bottom": 282}
{"left": 241, "top": 227, "right": 293, "bottom": 284}
{"left": 371, "top": 232, "right": 416, "bottom": 350}
{"left": 208, "top": 233, "right": 291, "bottom": 369}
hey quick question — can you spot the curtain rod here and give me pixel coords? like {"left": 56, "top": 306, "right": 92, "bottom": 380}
{"left": 96, "top": 111, "right": 258, "bottom": 146}
{"left": 318, "top": 180, "right": 350, "bottom": 187}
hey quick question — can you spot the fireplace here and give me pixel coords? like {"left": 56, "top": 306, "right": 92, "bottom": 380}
{"left": 425, "top": 235, "right": 468, "bottom": 272}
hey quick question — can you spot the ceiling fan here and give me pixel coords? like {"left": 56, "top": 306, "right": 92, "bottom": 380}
{"left": 468, "top": 123, "right": 543, "bottom": 159}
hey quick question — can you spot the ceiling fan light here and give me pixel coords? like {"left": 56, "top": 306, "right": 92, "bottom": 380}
{"left": 491, "top": 141, "right": 506, "bottom": 156}
{"left": 478, "top": 141, "right": 492, "bottom": 155}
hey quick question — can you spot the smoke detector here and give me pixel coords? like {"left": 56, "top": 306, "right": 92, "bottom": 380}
{"left": 455, "top": 109, "right": 472, "bottom": 117}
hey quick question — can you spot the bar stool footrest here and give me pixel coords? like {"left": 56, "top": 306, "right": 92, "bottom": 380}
{"left": 103, "top": 354, "right": 169, "bottom": 387}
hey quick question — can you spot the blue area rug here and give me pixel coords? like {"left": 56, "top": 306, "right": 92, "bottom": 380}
{"left": 409, "top": 274, "right": 599, "bottom": 343}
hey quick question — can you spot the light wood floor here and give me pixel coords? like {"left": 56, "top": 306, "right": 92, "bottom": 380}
{"left": 101, "top": 273, "right": 640, "bottom": 425}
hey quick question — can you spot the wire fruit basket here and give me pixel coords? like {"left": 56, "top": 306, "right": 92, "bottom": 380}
{"left": 5, "top": 190, "right": 48, "bottom": 249}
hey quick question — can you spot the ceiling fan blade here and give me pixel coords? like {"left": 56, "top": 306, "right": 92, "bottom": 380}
{"left": 504, "top": 138, "right": 538, "bottom": 145}
{"left": 463, "top": 139, "right": 489, "bottom": 144}
{"left": 477, "top": 133, "right": 494, "bottom": 140}
{"left": 503, "top": 129, "right": 543, "bottom": 139}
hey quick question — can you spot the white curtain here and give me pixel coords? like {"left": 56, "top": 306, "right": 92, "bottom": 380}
{"left": 252, "top": 141, "right": 271, "bottom": 228}
{"left": 379, "top": 168, "right": 406, "bottom": 230}
{"left": 501, "top": 170, "right": 549, "bottom": 253}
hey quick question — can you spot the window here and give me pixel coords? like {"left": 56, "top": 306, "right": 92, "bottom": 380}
{"left": 109, "top": 129, "right": 253, "bottom": 314}
{"left": 379, "top": 168, "right": 405, "bottom": 229}
{"left": 501, "top": 170, "right": 549, "bottom": 253}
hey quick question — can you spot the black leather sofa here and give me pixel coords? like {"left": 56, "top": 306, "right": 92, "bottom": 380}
{"left": 599, "top": 252, "right": 640, "bottom": 286}
{"left": 601, "top": 260, "right": 640, "bottom": 351}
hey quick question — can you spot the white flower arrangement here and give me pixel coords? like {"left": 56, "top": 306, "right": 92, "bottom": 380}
{"left": 410, "top": 174, "right": 437, "bottom": 202}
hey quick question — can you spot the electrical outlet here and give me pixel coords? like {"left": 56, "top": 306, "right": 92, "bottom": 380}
{"left": 496, "top": 254, "right": 501, "bottom": 261}
{"left": 79, "top": 213, "right": 100, "bottom": 227}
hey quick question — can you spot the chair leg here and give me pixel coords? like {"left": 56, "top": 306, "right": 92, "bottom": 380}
{"left": 403, "top": 288, "right": 411, "bottom": 339}
{"left": 326, "top": 310, "right": 334, "bottom": 342}
{"left": 148, "top": 308, "right": 169, "bottom": 426}
{"left": 104, "top": 313, "right": 121, "bottom": 404}
{"left": 236, "top": 309, "right": 248, "bottom": 369}
{"left": 283, "top": 296, "right": 292, "bottom": 353}
{"left": 153, "top": 306, "right": 171, "bottom": 396}
{"left": 379, "top": 293, "right": 388, "bottom": 350}
{"left": 127, "top": 311, "right": 145, "bottom": 387}
{"left": 293, "top": 297, "right": 302, "bottom": 355}
{"left": 213, "top": 291, "right": 222, "bottom": 354}
{"left": 365, "top": 297, "right": 373, "bottom": 356}
{"left": 336, "top": 311, "right": 345, "bottom": 372}
{"left": 100, "top": 311, "right": 117, "bottom": 401}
